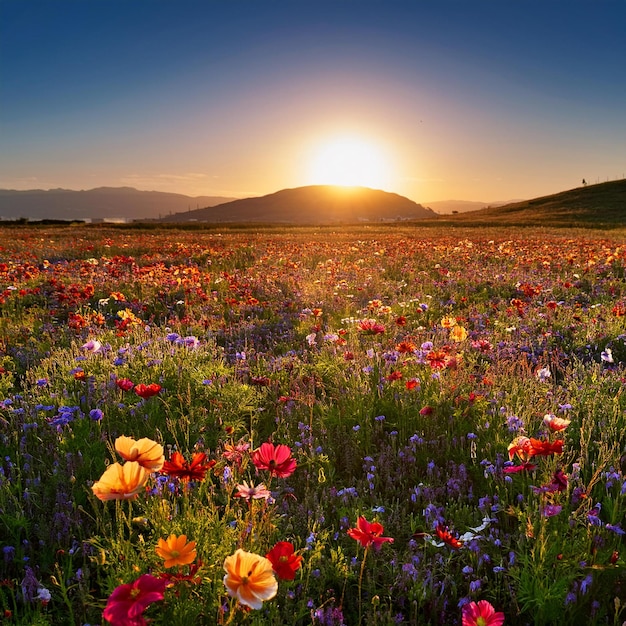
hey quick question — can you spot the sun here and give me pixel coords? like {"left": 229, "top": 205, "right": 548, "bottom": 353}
{"left": 305, "top": 135, "right": 393, "bottom": 190}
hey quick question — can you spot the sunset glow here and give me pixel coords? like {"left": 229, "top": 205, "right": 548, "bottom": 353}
{"left": 305, "top": 135, "right": 394, "bottom": 190}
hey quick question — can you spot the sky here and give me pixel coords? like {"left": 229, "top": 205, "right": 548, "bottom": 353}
{"left": 1, "top": 0, "right": 625, "bottom": 204}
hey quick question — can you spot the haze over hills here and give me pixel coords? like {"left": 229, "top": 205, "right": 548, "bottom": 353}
{"left": 0, "top": 187, "right": 237, "bottom": 221}
{"left": 161, "top": 185, "right": 436, "bottom": 224}
{"left": 426, "top": 199, "right": 523, "bottom": 214}
{"left": 438, "top": 179, "right": 626, "bottom": 226}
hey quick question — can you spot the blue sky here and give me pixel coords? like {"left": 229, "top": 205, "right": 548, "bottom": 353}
{"left": 1, "top": 0, "right": 625, "bottom": 203}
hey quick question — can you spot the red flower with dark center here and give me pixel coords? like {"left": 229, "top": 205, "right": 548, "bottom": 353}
{"left": 426, "top": 350, "right": 448, "bottom": 369}
{"left": 161, "top": 451, "right": 215, "bottom": 482}
{"left": 435, "top": 525, "right": 463, "bottom": 549}
{"left": 347, "top": 516, "right": 394, "bottom": 551}
{"left": 134, "top": 383, "right": 161, "bottom": 399}
{"left": 103, "top": 574, "right": 167, "bottom": 626}
{"left": 266, "top": 541, "right": 303, "bottom": 580}
{"left": 251, "top": 442, "right": 297, "bottom": 478}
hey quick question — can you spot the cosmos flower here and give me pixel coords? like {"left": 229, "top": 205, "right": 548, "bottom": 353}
{"left": 265, "top": 541, "right": 303, "bottom": 581}
{"left": 347, "top": 516, "right": 394, "bottom": 551}
{"left": 223, "top": 549, "right": 278, "bottom": 610}
{"left": 234, "top": 480, "right": 272, "bottom": 501}
{"left": 81, "top": 339, "right": 102, "bottom": 353}
{"left": 115, "top": 435, "right": 164, "bottom": 472}
{"left": 357, "top": 319, "right": 386, "bottom": 335}
{"left": 103, "top": 574, "right": 167, "bottom": 626}
{"left": 161, "top": 451, "right": 216, "bottom": 483}
{"left": 92, "top": 462, "right": 150, "bottom": 501}
{"left": 461, "top": 600, "right": 505, "bottom": 626}
{"left": 156, "top": 534, "right": 196, "bottom": 568}
{"left": 251, "top": 442, "right": 297, "bottom": 478}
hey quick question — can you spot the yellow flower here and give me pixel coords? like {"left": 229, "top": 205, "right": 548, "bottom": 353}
{"left": 156, "top": 534, "right": 197, "bottom": 568}
{"left": 115, "top": 436, "right": 165, "bottom": 472}
{"left": 440, "top": 316, "right": 457, "bottom": 328}
{"left": 449, "top": 325, "right": 468, "bottom": 342}
{"left": 92, "top": 461, "right": 150, "bottom": 501}
{"left": 223, "top": 549, "right": 278, "bottom": 610}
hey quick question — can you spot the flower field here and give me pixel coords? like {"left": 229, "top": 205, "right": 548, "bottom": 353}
{"left": 0, "top": 224, "right": 624, "bottom": 625}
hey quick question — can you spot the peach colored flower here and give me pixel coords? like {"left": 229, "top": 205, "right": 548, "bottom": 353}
{"left": 156, "top": 534, "right": 196, "bottom": 568}
{"left": 223, "top": 549, "right": 277, "bottom": 610}
{"left": 92, "top": 461, "right": 150, "bottom": 501}
{"left": 115, "top": 436, "right": 165, "bottom": 472}
{"left": 542, "top": 414, "right": 571, "bottom": 432}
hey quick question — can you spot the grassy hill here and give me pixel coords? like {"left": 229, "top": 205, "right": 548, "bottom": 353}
{"left": 434, "top": 179, "right": 626, "bottom": 227}
{"left": 161, "top": 185, "right": 436, "bottom": 224}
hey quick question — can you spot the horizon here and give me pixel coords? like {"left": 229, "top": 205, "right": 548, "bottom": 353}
{"left": 1, "top": 1, "right": 625, "bottom": 206}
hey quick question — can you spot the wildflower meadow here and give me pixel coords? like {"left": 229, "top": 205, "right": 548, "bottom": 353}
{"left": 0, "top": 224, "right": 624, "bottom": 625}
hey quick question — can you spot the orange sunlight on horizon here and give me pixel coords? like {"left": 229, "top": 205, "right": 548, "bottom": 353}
{"left": 304, "top": 134, "right": 394, "bottom": 191}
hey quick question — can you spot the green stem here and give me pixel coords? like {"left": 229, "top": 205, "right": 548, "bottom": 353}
{"left": 357, "top": 546, "right": 369, "bottom": 625}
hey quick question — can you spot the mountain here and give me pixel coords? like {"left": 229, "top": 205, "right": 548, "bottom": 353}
{"left": 160, "top": 185, "right": 436, "bottom": 224}
{"left": 0, "top": 187, "right": 237, "bottom": 221}
{"left": 439, "top": 179, "right": 626, "bottom": 226}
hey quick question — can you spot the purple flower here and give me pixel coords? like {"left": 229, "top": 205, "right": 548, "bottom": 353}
{"left": 89, "top": 409, "right": 103, "bottom": 421}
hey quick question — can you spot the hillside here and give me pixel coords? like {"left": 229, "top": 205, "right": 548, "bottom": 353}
{"left": 439, "top": 179, "right": 626, "bottom": 226}
{"left": 0, "top": 187, "right": 236, "bottom": 221}
{"left": 161, "top": 185, "right": 436, "bottom": 224}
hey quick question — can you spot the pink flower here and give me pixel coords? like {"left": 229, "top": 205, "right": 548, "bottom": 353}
{"left": 234, "top": 481, "right": 272, "bottom": 501}
{"left": 251, "top": 442, "right": 297, "bottom": 478}
{"left": 103, "top": 574, "right": 167, "bottom": 626}
{"left": 462, "top": 600, "right": 505, "bottom": 626}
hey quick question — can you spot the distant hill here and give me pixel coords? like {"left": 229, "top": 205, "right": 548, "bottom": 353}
{"left": 426, "top": 199, "right": 522, "bottom": 215}
{"left": 439, "top": 179, "right": 626, "bottom": 226}
{"left": 0, "top": 187, "right": 237, "bottom": 221}
{"left": 161, "top": 185, "right": 436, "bottom": 224}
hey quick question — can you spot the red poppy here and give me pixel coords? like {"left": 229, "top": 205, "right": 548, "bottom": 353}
{"left": 134, "top": 383, "right": 161, "bottom": 399}
{"left": 103, "top": 573, "right": 167, "bottom": 626}
{"left": 161, "top": 451, "right": 216, "bottom": 482}
{"left": 435, "top": 525, "right": 463, "bottom": 549}
{"left": 266, "top": 541, "right": 303, "bottom": 580}
{"left": 357, "top": 319, "right": 386, "bottom": 335}
{"left": 252, "top": 442, "right": 297, "bottom": 478}
{"left": 347, "top": 516, "right": 394, "bottom": 551}
{"left": 116, "top": 378, "right": 135, "bottom": 391}
{"left": 528, "top": 438, "right": 564, "bottom": 457}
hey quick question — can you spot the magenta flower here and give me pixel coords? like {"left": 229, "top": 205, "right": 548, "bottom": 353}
{"left": 103, "top": 574, "right": 167, "bottom": 626}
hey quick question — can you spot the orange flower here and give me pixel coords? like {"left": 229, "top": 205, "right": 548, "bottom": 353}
{"left": 507, "top": 436, "right": 532, "bottom": 461}
{"left": 528, "top": 438, "right": 564, "bottom": 457}
{"left": 435, "top": 525, "right": 463, "bottom": 550}
{"left": 92, "top": 461, "right": 150, "bottom": 501}
{"left": 223, "top": 549, "right": 278, "bottom": 610}
{"left": 161, "top": 451, "right": 216, "bottom": 482}
{"left": 156, "top": 534, "right": 197, "bottom": 568}
{"left": 449, "top": 325, "right": 468, "bottom": 342}
{"left": 115, "top": 436, "right": 165, "bottom": 472}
